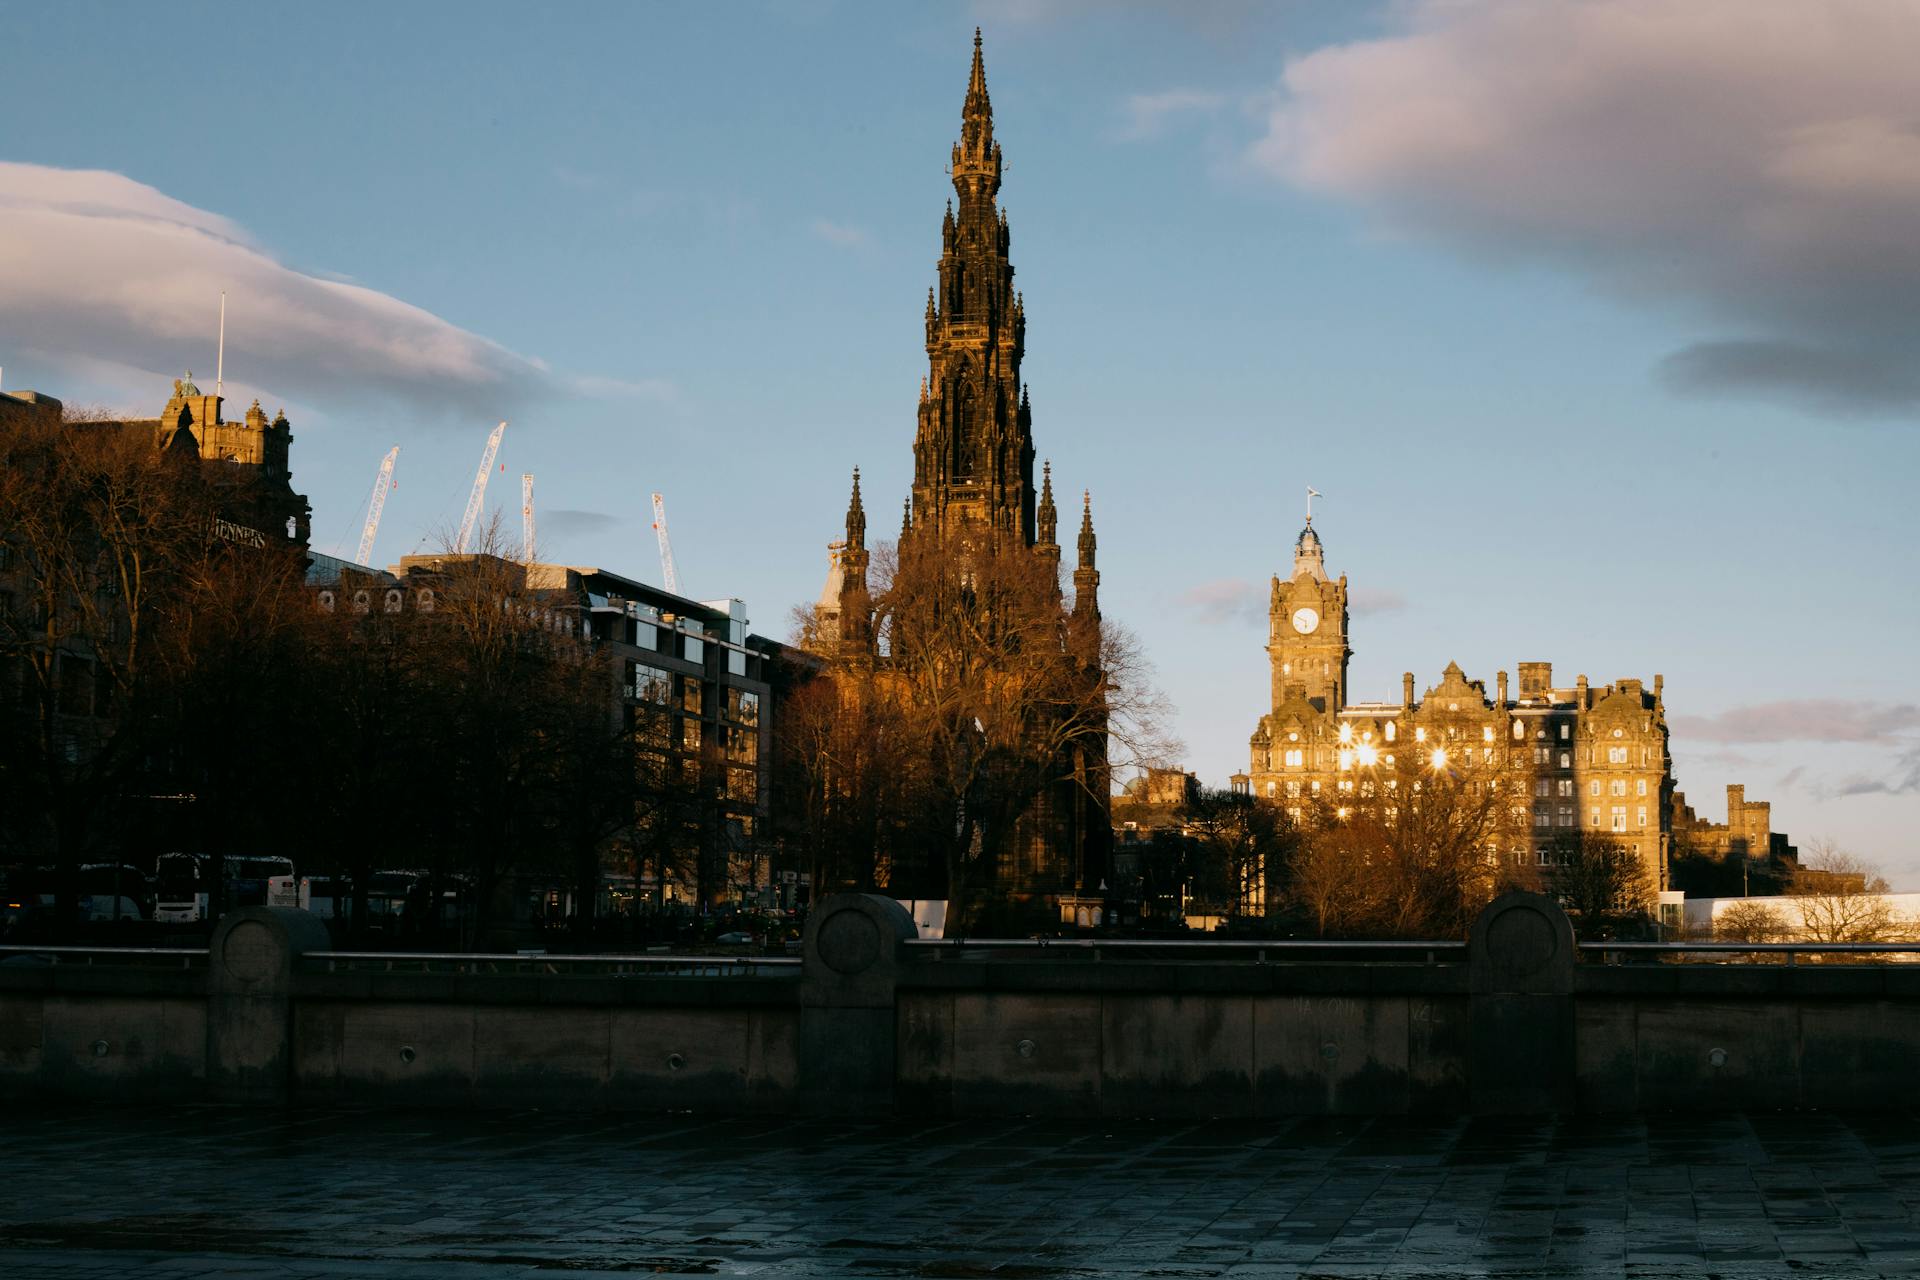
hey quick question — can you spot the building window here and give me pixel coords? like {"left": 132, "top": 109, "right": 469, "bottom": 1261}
{"left": 1338, "top": 779, "right": 1354, "bottom": 793}
{"left": 1534, "top": 779, "right": 1550, "bottom": 798}
{"left": 1284, "top": 749, "right": 1303, "bottom": 768}
{"left": 1557, "top": 779, "right": 1573, "bottom": 798}
{"left": 1637, "top": 778, "right": 1647, "bottom": 797}
{"left": 1533, "top": 809, "right": 1550, "bottom": 827}
{"left": 1610, "top": 779, "right": 1627, "bottom": 797}
{"left": 1534, "top": 747, "right": 1550, "bottom": 765}
{"left": 1611, "top": 805, "right": 1627, "bottom": 832}
{"left": 1414, "top": 727, "right": 1426, "bottom": 743}
{"left": 726, "top": 766, "right": 757, "bottom": 803}
{"left": 725, "top": 688, "right": 761, "bottom": 726}
{"left": 1310, "top": 781, "right": 1321, "bottom": 794}
{"left": 681, "top": 718, "right": 703, "bottom": 751}
{"left": 1608, "top": 746, "right": 1629, "bottom": 764}
{"left": 725, "top": 727, "right": 758, "bottom": 765}
{"left": 1558, "top": 806, "right": 1574, "bottom": 827}
{"left": 1589, "top": 779, "right": 1601, "bottom": 797}
{"left": 1559, "top": 723, "right": 1570, "bottom": 740}
{"left": 1385, "top": 721, "right": 1396, "bottom": 741}
{"left": 1265, "top": 782, "right": 1276, "bottom": 797}
{"left": 1285, "top": 780, "right": 1300, "bottom": 799}
{"left": 1637, "top": 806, "right": 1648, "bottom": 828}
{"left": 1559, "top": 752, "right": 1572, "bottom": 769}
{"left": 1591, "top": 809, "right": 1600, "bottom": 827}
{"left": 1337, "top": 749, "right": 1354, "bottom": 771}
{"left": 1511, "top": 719, "right": 1524, "bottom": 740}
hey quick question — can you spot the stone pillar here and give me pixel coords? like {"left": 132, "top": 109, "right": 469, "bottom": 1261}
{"left": 1468, "top": 891, "right": 1575, "bottom": 1115}
{"left": 800, "top": 893, "right": 916, "bottom": 1114}
{"left": 207, "top": 906, "right": 330, "bottom": 1104}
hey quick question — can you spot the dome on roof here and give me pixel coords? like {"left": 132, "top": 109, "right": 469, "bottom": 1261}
{"left": 1296, "top": 522, "right": 1322, "bottom": 554}
{"left": 177, "top": 371, "right": 201, "bottom": 397}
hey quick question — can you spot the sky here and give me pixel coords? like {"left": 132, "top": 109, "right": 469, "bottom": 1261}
{"left": 3, "top": 0, "right": 1917, "bottom": 881}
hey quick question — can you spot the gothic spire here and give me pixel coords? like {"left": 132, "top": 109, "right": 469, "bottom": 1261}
{"left": 1073, "top": 491, "right": 1100, "bottom": 620}
{"left": 1037, "top": 460, "right": 1057, "bottom": 547}
{"left": 964, "top": 27, "right": 991, "bottom": 138}
{"left": 952, "top": 29, "right": 1002, "bottom": 201}
{"left": 845, "top": 467, "right": 866, "bottom": 549}
{"left": 901, "top": 496, "right": 913, "bottom": 543}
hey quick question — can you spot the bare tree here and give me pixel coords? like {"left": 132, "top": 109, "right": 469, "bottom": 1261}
{"left": 1283, "top": 748, "right": 1529, "bottom": 939}
{"left": 1545, "top": 831, "right": 1656, "bottom": 936}
{"left": 1712, "top": 898, "right": 1790, "bottom": 945}
{"left": 1181, "top": 786, "right": 1293, "bottom": 921}
{"left": 0, "top": 413, "right": 217, "bottom": 917}
{"left": 1790, "top": 840, "right": 1901, "bottom": 944}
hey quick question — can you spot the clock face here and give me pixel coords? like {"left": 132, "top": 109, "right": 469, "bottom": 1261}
{"left": 1291, "top": 607, "right": 1320, "bottom": 635}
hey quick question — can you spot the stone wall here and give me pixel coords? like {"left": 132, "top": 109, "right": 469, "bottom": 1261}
{"left": 4, "top": 895, "right": 1920, "bottom": 1114}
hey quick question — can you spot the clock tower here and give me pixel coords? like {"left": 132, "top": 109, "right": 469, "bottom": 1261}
{"left": 1267, "top": 514, "right": 1350, "bottom": 712}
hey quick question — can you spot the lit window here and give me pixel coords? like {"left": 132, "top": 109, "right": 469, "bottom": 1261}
{"left": 1284, "top": 749, "right": 1304, "bottom": 768}
{"left": 1338, "top": 722, "right": 1353, "bottom": 743}
{"left": 1311, "top": 781, "right": 1321, "bottom": 794}
{"left": 1385, "top": 722, "right": 1397, "bottom": 742}
{"left": 1560, "top": 723, "right": 1570, "bottom": 740}
{"left": 1430, "top": 748, "right": 1448, "bottom": 769}
{"left": 1356, "top": 743, "right": 1379, "bottom": 766}
{"left": 1559, "top": 752, "right": 1572, "bottom": 769}
{"left": 1285, "top": 781, "right": 1300, "bottom": 798}
{"left": 1415, "top": 727, "right": 1427, "bottom": 743}
{"left": 1558, "top": 806, "right": 1574, "bottom": 827}
{"left": 1534, "top": 779, "right": 1550, "bottom": 797}
{"left": 1533, "top": 809, "right": 1550, "bottom": 827}
{"left": 1338, "top": 749, "right": 1354, "bottom": 771}
{"left": 1482, "top": 726, "right": 1494, "bottom": 743}
{"left": 1557, "top": 779, "right": 1573, "bottom": 798}
{"left": 1608, "top": 746, "right": 1628, "bottom": 764}
{"left": 1265, "top": 782, "right": 1276, "bottom": 797}
{"left": 1338, "top": 779, "right": 1354, "bottom": 792}
{"left": 1511, "top": 720, "right": 1524, "bottom": 740}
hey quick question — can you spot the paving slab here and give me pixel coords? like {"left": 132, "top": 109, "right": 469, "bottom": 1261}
{"left": 7, "top": 1108, "right": 1920, "bottom": 1276}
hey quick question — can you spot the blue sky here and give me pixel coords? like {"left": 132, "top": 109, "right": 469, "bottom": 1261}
{"left": 3, "top": 1, "right": 1916, "bottom": 880}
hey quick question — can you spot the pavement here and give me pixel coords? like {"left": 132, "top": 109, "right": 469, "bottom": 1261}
{"left": 7, "top": 1107, "right": 1920, "bottom": 1278}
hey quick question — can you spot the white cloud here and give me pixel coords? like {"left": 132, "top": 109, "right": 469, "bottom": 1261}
{"left": 810, "top": 218, "right": 870, "bottom": 248}
{"left": 0, "top": 161, "right": 549, "bottom": 421}
{"left": 1250, "top": 0, "right": 1920, "bottom": 417}
{"left": 1180, "top": 577, "right": 1264, "bottom": 625}
{"left": 1349, "top": 586, "right": 1406, "bottom": 617}
{"left": 1118, "top": 89, "right": 1228, "bottom": 142}
{"left": 1672, "top": 700, "right": 1920, "bottom": 746}
{"left": 569, "top": 373, "right": 682, "bottom": 405}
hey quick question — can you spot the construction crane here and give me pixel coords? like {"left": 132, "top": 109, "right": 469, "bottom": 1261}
{"left": 455, "top": 420, "right": 507, "bottom": 554}
{"left": 650, "top": 492, "right": 680, "bottom": 595}
{"left": 521, "top": 473, "right": 535, "bottom": 560}
{"left": 355, "top": 446, "right": 399, "bottom": 567}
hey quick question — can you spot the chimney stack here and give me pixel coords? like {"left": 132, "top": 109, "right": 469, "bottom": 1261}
{"left": 1654, "top": 673, "right": 1664, "bottom": 702}
{"left": 1497, "top": 670, "right": 1509, "bottom": 705}
{"left": 1576, "top": 674, "right": 1589, "bottom": 709}
{"left": 1403, "top": 671, "right": 1415, "bottom": 708}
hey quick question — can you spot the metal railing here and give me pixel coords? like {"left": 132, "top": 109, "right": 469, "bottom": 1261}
{"left": 905, "top": 938, "right": 1468, "bottom": 965}
{"left": 303, "top": 950, "right": 801, "bottom": 978}
{"left": 0, "top": 944, "right": 208, "bottom": 970}
{"left": 1582, "top": 941, "right": 1920, "bottom": 966}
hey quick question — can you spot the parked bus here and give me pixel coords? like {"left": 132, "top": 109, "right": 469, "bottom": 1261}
{"left": 153, "top": 853, "right": 295, "bottom": 924}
